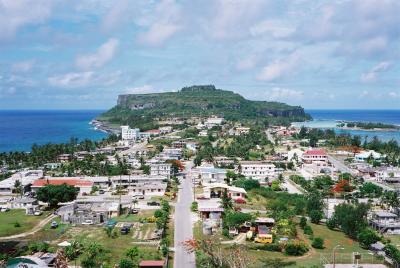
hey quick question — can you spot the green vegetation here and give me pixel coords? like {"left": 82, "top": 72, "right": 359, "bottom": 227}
{"left": 99, "top": 85, "right": 310, "bottom": 130}
{"left": 338, "top": 121, "right": 399, "bottom": 130}
{"left": 36, "top": 183, "right": 79, "bottom": 208}
{"left": 0, "top": 209, "right": 48, "bottom": 237}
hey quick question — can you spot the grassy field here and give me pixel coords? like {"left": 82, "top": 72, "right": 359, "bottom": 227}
{"left": 0, "top": 209, "right": 48, "bottom": 237}
{"left": 246, "top": 222, "right": 382, "bottom": 268}
{"left": 113, "top": 210, "right": 155, "bottom": 222}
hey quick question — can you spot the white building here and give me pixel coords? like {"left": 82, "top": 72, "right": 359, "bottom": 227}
{"left": 203, "top": 183, "right": 246, "bottom": 200}
{"left": 120, "top": 125, "right": 140, "bottom": 140}
{"left": 228, "top": 127, "right": 250, "bottom": 136}
{"left": 301, "top": 149, "right": 328, "bottom": 164}
{"left": 149, "top": 162, "right": 173, "bottom": 178}
{"left": 205, "top": 117, "right": 224, "bottom": 128}
{"left": 238, "top": 161, "right": 276, "bottom": 179}
{"left": 376, "top": 167, "right": 400, "bottom": 183}
{"left": 0, "top": 170, "right": 43, "bottom": 194}
{"left": 159, "top": 148, "right": 182, "bottom": 160}
{"left": 355, "top": 150, "right": 384, "bottom": 162}
{"left": 192, "top": 165, "right": 227, "bottom": 184}
{"left": 198, "top": 130, "right": 208, "bottom": 137}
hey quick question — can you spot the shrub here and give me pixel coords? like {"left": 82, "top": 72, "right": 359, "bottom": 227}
{"left": 299, "top": 217, "right": 307, "bottom": 229}
{"left": 14, "top": 221, "right": 21, "bottom": 227}
{"left": 303, "top": 225, "right": 313, "bottom": 236}
{"left": 284, "top": 241, "right": 309, "bottom": 256}
{"left": 119, "top": 259, "right": 134, "bottom": 268}
{"left": 312, "top": 237, "right": 324, "bottom": 249}
{"left": 191, "top": 201, "right": 198, "bottom": 212}
{"left": 357, "top": 228, "right": 380, "bottom": 249}
{"left": 326, "top": 218, "right": 336, "bottom": 230}
{"left": 309, "top": 210, "right": 322, "bottom": 224}
{"left": 252, "top": 243, "right": 282, "bottom": 252}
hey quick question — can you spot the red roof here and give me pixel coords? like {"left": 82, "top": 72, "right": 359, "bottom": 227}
{"left": 304, "top": 149, "right": 327, "bottom": 156}
{"left": 145, "top": 129, "right": 161, "bottom": 134}
{"left": 32, "top": 179, "right": 93, "bottom": 187}
{"left": 139, "top": 260, "right": 165, "bottom": 267}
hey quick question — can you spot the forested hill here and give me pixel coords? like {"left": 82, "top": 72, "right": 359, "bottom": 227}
{"left": 99, "top": 85, "right": 311, "bottom": 130}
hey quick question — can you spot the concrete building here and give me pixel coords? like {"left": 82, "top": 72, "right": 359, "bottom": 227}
{"left": 302, "top": 149, "right": 328, "bottom": 164}
{"left": 149, "top": 162, "right": 173, "bottom": 178}
{"left": 121, "top": 125, "right": 140, "bottom": 140}
{"left": 31, "top": 178, "right": 93, "bottom": 195}
{"left": 203, "top": 183, "right": 246, "bottom": 200}
{"left": 355, "top": 150, "right": 384, "bottom": 162}
{"left": 205, "top": 117, "right": 224, "bottom": 128}
{"left": 370, "top": 211, "right": 400, "bottom": 234}
{"left": 0, "top": 170, "right": 43, "bottom": 194}
{"left": 192, "top": 166, "right": 227, "bottom": 184}
{"left": 238, "top": 161, "right": 276, "bottom": 179}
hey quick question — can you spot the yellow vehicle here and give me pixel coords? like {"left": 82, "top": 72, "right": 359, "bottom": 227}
{"left": 255, "top": 234, "right": 273, "bottom": 244}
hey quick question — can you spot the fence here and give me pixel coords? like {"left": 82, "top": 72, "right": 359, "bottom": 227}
{"left": 320, "top": 252, "right": 385, "bottom": 266}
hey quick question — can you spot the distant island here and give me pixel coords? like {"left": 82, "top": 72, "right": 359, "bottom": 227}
{"left": 97, "top": 85, "right": 311, "bottom": 131}
{"left": 337, "top": 121, "right": 400, "bottom": 131}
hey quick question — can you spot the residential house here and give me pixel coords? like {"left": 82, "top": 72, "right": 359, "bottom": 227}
{"left": 149, "top": 161, "right": 173, "bottom": 178}
{"left": 0, "top": 170, "right": 43, "bottom": 194}
{"left": 203, "top": 183, "right": 246, "bottom": 200}
{"left": 370, "top": 211, "right": 400, "bottom": 234}
{"left": 57, "top": 154, "right": 72, "bottom": 162}
{"left": 355, "top": 150, "right": 384, "bottom": 162}
{"left": 301, "top": 149, "right": 328, "bottom": 164}
{"left": 31, "top": 178, "right": 93, "bottom": 195}
{"left": 191, "top": 166, "right": 227, "bottom": 184}
{"left": 205, "top": 117, "right": 224, "bottom": 128}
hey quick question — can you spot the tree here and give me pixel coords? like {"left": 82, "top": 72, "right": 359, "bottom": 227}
{"left": 36, "top": 184, "right": 79, "bottom": 208}
{"left": 119, "top": 259, "right": 134, "bottom": 268}
{"left": 13, "top": 180, "right": 23, "bottom": 196}
{"left": 312, "top": 237, "right": 324, "bottom": 249}
{"left": 125, "top": 246, "right": 140, "bottom": 265}
{"left": 309, "top": 210, "right": 323, "bottom": 224}
{"left": 299, "top": 217, "right": 307, "bottom": 229}
{"left": 357, "top": 228, "right": 380, "bottom": 249}
{"left": 233, "top": 178, "right": 260, "bottom": 191}
{"left": 224, "top": 212, "right": 253, "bottom": 228}
{"left": 80, "top": 242, "right": 108, "bottom": 268}
{"left": 220, "top": 190, "right": 233, "bottom": 210}
{"left": 330, "top": 203, "right": 369, "bottom": 238}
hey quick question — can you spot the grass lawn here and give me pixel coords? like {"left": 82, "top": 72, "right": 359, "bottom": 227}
{"left": 113, "top": 210, "right": 155, "bottom": 222}
{"left": 0, "top": 209, "right": 49, "bottom": 237}
{"left": 246, "top": 222, "right": 383, "bottom": 268}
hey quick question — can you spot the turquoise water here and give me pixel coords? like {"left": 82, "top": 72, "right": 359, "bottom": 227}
{"left": 0, "top": 110, "right": 107, "bottom": 152}
{"left": 293, "top": 110, "right": 400, "bottom": 142}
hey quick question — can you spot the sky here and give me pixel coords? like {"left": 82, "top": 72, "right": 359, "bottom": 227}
{"left": 1, "top": 0, "right": 400, "bottom": 110}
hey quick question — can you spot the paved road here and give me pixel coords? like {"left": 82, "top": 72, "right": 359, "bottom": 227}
{"left": 282, "top": 178, "right": 304, "bottom": 194}
{"left": 328, "top": 155, "right": 354, "bottom": 174}
{"left": 0, "top": 214, "right": 57, "bottom": 240}
{"left": 173, "top": 162, "right": 196, "bottom": 268}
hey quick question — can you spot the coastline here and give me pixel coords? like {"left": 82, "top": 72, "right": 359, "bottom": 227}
{"left": 89, "top": 119, "right": 120, "bottom": 135}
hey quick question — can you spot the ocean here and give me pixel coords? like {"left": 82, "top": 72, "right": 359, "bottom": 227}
{"left": 295, "top": 110, "right": 400, "bottom": 143}
{"left": 1, "top": 109, "right": 400, "bottom": 153}
{"left": 0, "top": 110, "right": 107, "bottom": 152}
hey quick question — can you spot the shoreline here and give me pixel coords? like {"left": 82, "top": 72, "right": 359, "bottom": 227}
{"left": 89, "top": 119, "right": 120, "bottom": 135}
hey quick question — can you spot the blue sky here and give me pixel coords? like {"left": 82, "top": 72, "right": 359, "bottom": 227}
{"left": 1, "top": 0, "right": 400, "bottom": 110}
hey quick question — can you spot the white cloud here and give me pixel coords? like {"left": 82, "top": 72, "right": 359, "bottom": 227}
{"left": 11, "top": 60, "right": 35, "bottom": 72}
{"left": 257, "top": 54, "right": 299, "bottom": 81}
{"left": 137, "top": 0, "right": 182, "bottom": 46}
{"left": 361, "top": 61, "right": 391, "bottom": 83}
{"left": 48, "top": 71, "right": 94, "bottom": 88}
{"left": 0, "top": 0, "right": 53, "bottom": 41}
{"left": 124, "top": 85, "right": 155, "bottom": 94}
{"left": 388, "top": 91, "right": 399, "bottom": 98}
{"left": 236, "top": 56, "right": 258, "bottom": 71}
{"left": 75, "top": 38, "right": 119, "bottom": 70}
{"left": 208, "top": 0, "right": 266, "bottom": 40}
{"left": 265, "top": 87, "right": 304, "bottom": 101}
{"left": 250, "top": 19, "right": 295, "bottom": 38}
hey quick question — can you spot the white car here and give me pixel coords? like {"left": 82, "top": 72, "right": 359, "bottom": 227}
{"left": 81, "top": 220, "right": 94, "bottom": 225}
{"left": 0, "top": 208, "right": 9, "bottom": 212}
{"left": 34, "top": 211, "right": 42, "bottom": 216}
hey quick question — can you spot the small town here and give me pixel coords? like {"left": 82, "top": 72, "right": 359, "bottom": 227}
{"left": 1, "top": 113, "right": 400, "bottom": 268}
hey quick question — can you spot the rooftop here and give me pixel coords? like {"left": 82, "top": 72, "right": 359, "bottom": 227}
{"left": 32, "top": 178, "right": 93, "bottom": 187}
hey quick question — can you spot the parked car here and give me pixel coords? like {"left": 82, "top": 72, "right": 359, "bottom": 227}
{"left": 99, "top": 190, "right": 105, "bottom": 194}
{"left": 0, "top": 207, "right": 9, "bottom": 212}
{"left": 34, "top": 211, "right": 42, "bottom": 216}
{"left": 147, "top": 201, "right": 160, "bottom": 206}
{"left": 131, "top": 209, "right": 139, "bottom": 214}
{"left": 81, "top": 220, "right": 94, "bottom": 225}
{"left": 120, "top": 225, "right": 131, "bottom": 235}
{"left": 50, "top": 221, "right": 58, "bottom": 229}
{"left": 106, "top": 219, "right": 117, "bottom": 228}
{"left": 235, "top": 198, "right": 246, "bottom": 204}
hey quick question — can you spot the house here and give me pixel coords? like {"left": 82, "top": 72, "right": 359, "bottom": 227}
{"left": 149, "top": 161, "right": 173, "bottom": 178}
{"left": 159, "top": 126, "right": 173, "bottom": 134}
{"left": 214, "top": 156, "right": 235, "bottom": 167}
{"left": 109, "top": 175, "right": 168, "bottom": 196}
{"left": 8, "top": 253, "right": 57, "bottom": 268}
{"left": 0, "top": 170, "right": 43, "bottom": 194}
{"left": 198, "top": 130, "right": 208, "bottom": 137}
{"left": 301, "top": 149, "right": 328, "bottom": 164}
{"left": 31, "top": 178, "right": 93, "bottom": 195}
{"left": 141, "top": 129, "right": 161, "bottom": 137}
{"left": 172, "top": 140, "right": 186, "bottom": 149}
{"left": 205, "top": 117, "right": 224, "bottom": 128}
{"left": 186, "top": 141, "right": 199, "bottom": 151}
{"left": 139, "top": 260, "right": 166, "bottom": 268}
{"left": 369, "top": 211, "right": 400, "bottom": 234}
{"left": 191, "top": 166, "right": 227, "bottom": 183}
{"left": 376, "top": 167, "right": 400, "bottom": 183}
{"left": 121, "top": 125, "right": 140, "bottom": 140}
{"left": 44, "top": 163, "right": 61, "bottom": 170}
{"left": 238, "top": 161, "right": 276, "bottom": 179}
{"left": 159, "top": 148, "right": 182, "bottom": 160}
{"left": 10, "top": 197, "right": 39, "bottom": 214}
{"left": 355, "top": 150, "right": 384, "bottom": 162}
{"left": 57, "top": 154, "right": 72, "bottom": 162}
{"left": 203, "top": 183, "right": 246, "bottom": 200}
{"left": 229, "top": 127, "right": 250, "bottom": 136}
{"left": 287, "top": 148, "right": 304, "bottom": 162}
